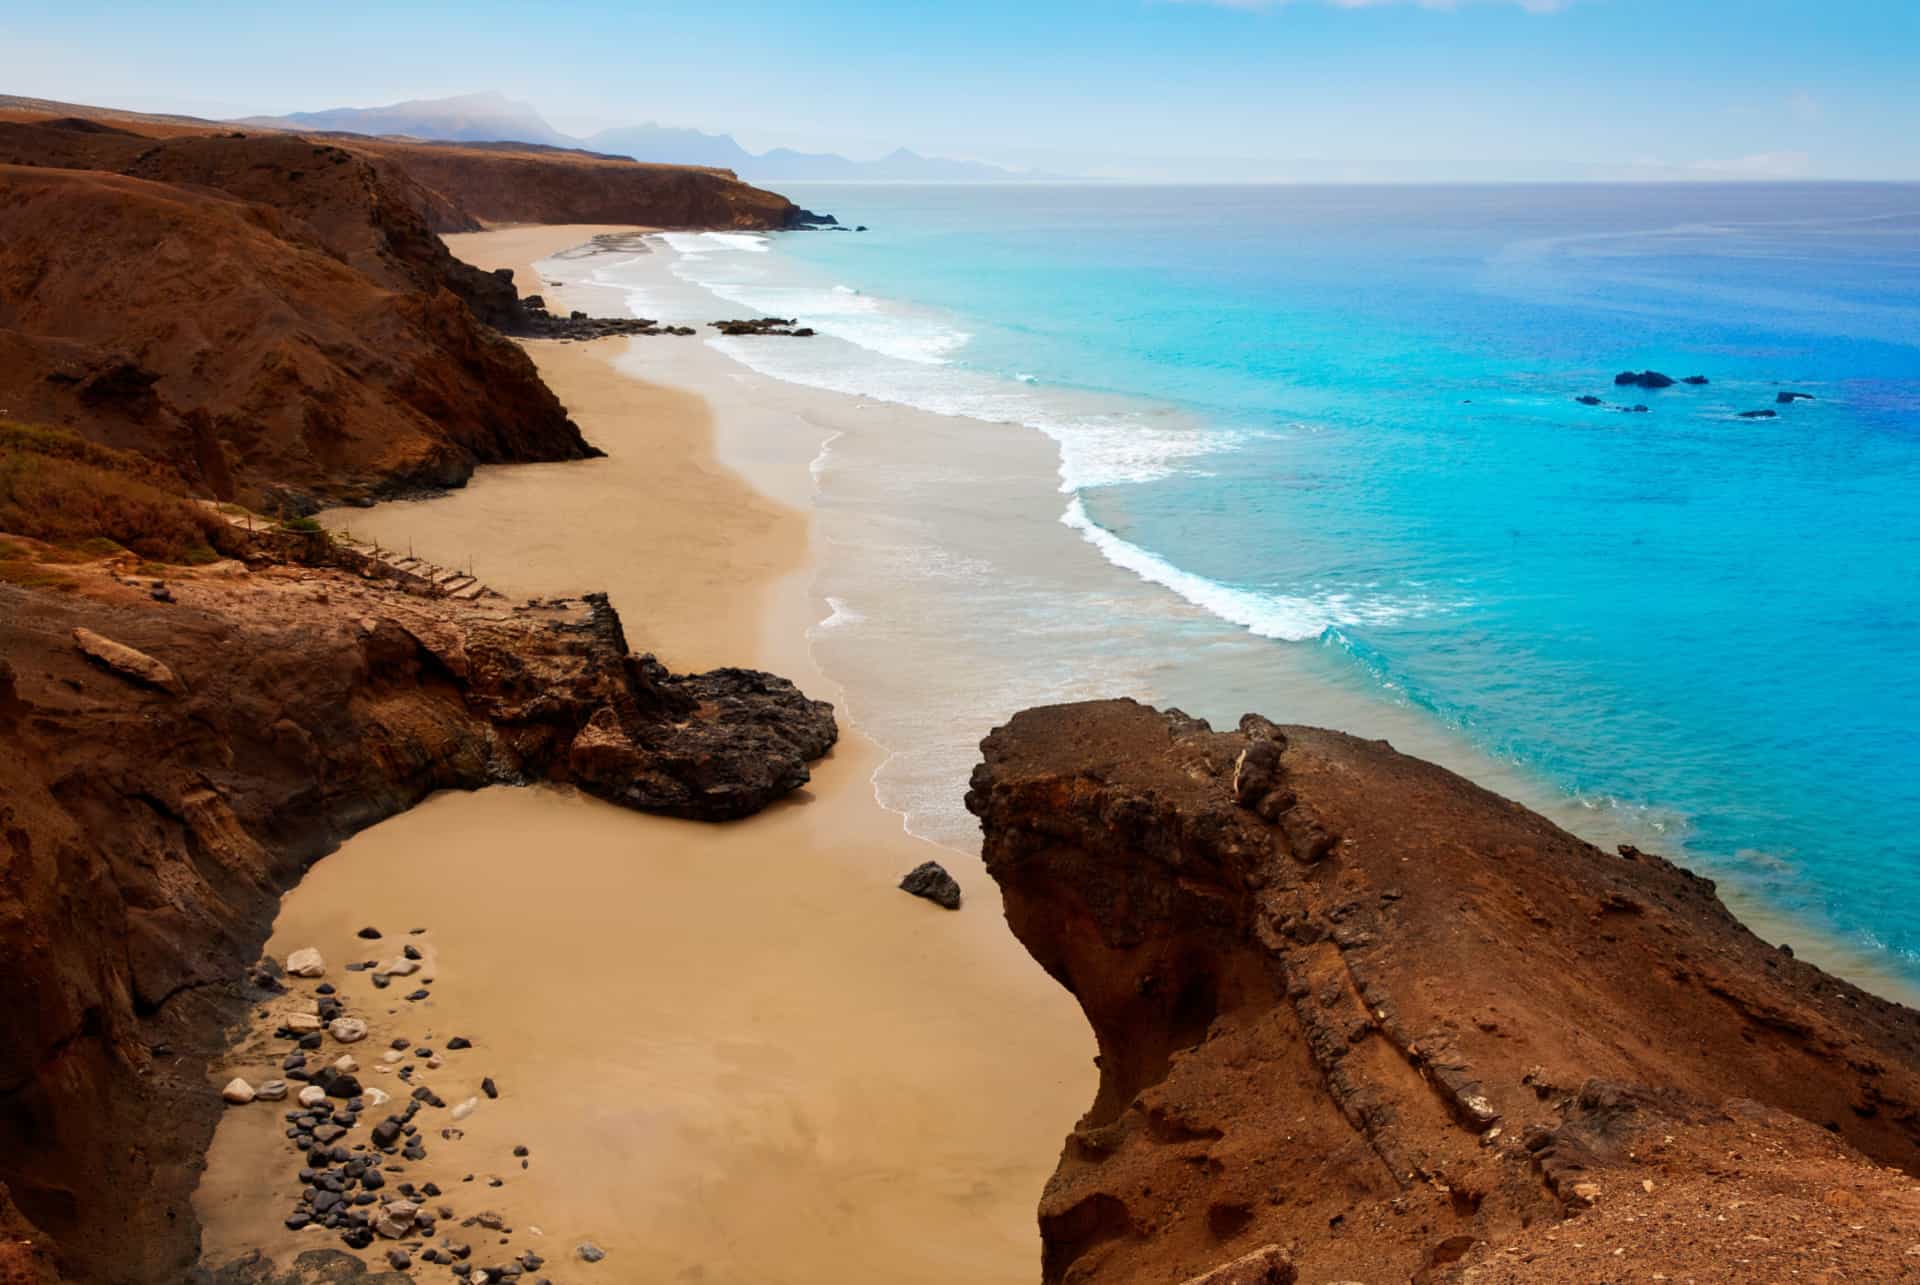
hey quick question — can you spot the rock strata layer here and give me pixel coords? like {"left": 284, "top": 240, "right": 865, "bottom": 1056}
{"left": 967, "top": 699, "right": 1920, "bottom": 1283}
{"left": 0, "top": 547, "right": 835, "bottom": 1282}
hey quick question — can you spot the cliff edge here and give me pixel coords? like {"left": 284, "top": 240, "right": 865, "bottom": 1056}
{"left": 968, "top": 700, "right": 1920, "bottom": 1283}
{"left": 0, "top": 541, "right": 835, "bottom": 1282}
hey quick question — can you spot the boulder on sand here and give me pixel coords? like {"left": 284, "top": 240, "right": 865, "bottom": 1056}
{"left": 899, "top": 861, "right": 962, "bottom": 910}
{"left": 285, "top": 947, "right": 325, "bottom": 978}
{"left": 220, "top": 1078, "right": 254, "bottom": 1105}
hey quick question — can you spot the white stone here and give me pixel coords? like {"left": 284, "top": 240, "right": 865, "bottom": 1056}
{"left": 381, "top": 1050, "right": 405, "bottom": 1064}
{"left": 331, "top": 1054, "right": 358, "bottom": 1074}
{"left": 365, "top": 1086, "right": 391, "bottom": 1108}
{"left": 282, "top": 1012, "right": 322, "bottom": 1033}
{"left": 450, "top": 1096, "right": 478, "bottom": 1121}
{"left": 254, "top": 1080, "right": 288, "bottom": 1101}
{"left": 298, "top": 1085, "right": 328, "bottom": 1108}
{"left": 221, "top": 1077, "right": 255, "bottom": 1104}
{"left": 328, "top": 1018, "right": 368, "bottom": 1044}
{"left": 377, "top": 957, "right": 418, "bottom": 978}
{"left": 427, "top": 1056, "right": 443, "bottom": 1069}
{"left": 285, "top": 948, "right": 325, "bottom": 978}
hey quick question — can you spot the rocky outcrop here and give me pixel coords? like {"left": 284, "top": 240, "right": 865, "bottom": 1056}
{"left": 0, "top": 116, "right": 608, "bottom": 511}
{"left": 335, "top": 135, "right": 818, "bottom": 232}
{"left": 0, "top": 549, "right": 835, "bottom": 1282}
{"left": 1613, "top": 370, "right": 1675, "bottom": 388}
{"left": 968, "top": 700, "right": 1920, "bottom": 1283}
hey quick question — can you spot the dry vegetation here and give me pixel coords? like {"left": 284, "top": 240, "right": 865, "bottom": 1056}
{"left": 0, "top": 419, "right": 231, "bottom": 566}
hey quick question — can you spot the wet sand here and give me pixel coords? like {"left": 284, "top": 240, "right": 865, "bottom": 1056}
{"left": 194, "top": 226, "right": 1094, "bottom": 1282}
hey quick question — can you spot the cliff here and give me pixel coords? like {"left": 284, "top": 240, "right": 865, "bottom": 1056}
{"left": 968, "top": 700, "right": 1920, "bottom": 1283}
{"left": 0, "top": 538, "right": 835, "bottom": 1283}
{"left": 0, "top": 95, "right": 824, "bottom": 232}
{"left": 0, "top": 101, "right": 827, "bottom": 513}
{"left": 0, "top": 120, "right": 593, "bottom": 511}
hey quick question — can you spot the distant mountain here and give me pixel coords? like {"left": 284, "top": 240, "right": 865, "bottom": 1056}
{"left": 240, "top": 93, "right": 1049, "bottom": 181}
{"left": 236, "top": 92, "right": 573, "bottom": 147}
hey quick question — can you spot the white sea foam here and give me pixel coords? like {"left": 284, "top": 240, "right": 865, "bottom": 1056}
{"left": 812, "top": 596, "right": 866, "bottom": 633}
{"left": 1061, "top": 496, "right": 1448, "bottom": 643}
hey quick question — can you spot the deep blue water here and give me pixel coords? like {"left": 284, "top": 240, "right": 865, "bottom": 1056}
{"left": 695, "top": 182, "right": 1920, "bottom": 979}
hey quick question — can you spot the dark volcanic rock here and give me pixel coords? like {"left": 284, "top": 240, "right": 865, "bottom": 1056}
{"left": 1613, "top": 370, "right": 1676, "bottom": 388}
{"left": 1574, "top": 395, "right": 1604, "bottom": 406}
{"left": 709, "top": 317, "right": 816, "bottom": 337}
{"left": 1682, "top": 374, "right": 1710, "bottom": 385}
{"left": 1778, "top": 391, "right": 1815, "bottom": 403}
{"left": 1740, "top": 409, "right": 1780, "bottom": 419}
{"left": 899, "top": 861, "right": 963, "bottom": 911}
{"left": 966, "top": 699, "right": 1920, "bottom": 1284}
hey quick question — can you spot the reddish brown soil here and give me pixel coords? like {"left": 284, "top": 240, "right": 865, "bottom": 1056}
{"left": 969, "top": 701, "right": 1920, "bottom": 1283}
{"left": 0, "top": 544, "right": 834, "bottom": 1283}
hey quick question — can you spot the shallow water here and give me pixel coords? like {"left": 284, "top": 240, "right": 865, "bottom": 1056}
{"left": 580, "top": 185, "right": 1920, "bottom": 989}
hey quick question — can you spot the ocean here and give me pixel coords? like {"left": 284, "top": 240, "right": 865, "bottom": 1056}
{"left": 587, "top": 183, "right": 1920, "bottom": 989}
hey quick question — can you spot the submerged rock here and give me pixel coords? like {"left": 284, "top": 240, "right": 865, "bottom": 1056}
{"left": 899, "top": 861, "right": 963, "bottom": 910}
{"left": 1777, "top": 391, "right": 1815, "bottom": 403}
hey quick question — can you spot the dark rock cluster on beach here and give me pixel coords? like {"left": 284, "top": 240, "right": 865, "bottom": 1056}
{"left": 709, "top": 317, "right": 818, "bottom": 337}
{"left": 510, "top": 296, "right": 697, "bottom": 340}
{"left": 205, "top": 932, "right": 587, "bottom": 1283}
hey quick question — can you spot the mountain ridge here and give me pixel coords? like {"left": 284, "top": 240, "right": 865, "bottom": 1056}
{"left": 238, "top": 90, "right": 1051, "bottom": 182}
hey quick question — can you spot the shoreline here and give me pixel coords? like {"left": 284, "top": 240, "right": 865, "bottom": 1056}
{"left": 594, "top": 226, "right": 1920, "bottom": 1010}
{"left": 194, "top": 217, "right": 1915, "bottom": 1276}
{"left": 194, "top": 225, "right": 1095, "bottom": 1282}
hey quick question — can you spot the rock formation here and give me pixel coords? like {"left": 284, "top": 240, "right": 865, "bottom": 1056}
{"left": 968, "top": 700, "right": 1920, "bottom": 1283}
{"left": 0, "top": 543, "right": 835, "bottom": 1282}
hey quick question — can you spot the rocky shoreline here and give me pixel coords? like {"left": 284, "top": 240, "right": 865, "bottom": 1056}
{"left": 0, "top": 530, "right": 837, "bottom": 1283}
{"left": 968, "top": 701, "right": 1920, "bottom": 1282}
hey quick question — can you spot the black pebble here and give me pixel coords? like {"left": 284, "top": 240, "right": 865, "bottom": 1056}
{"left": 315, "top": 983, "right": 335, "bottom": 995}
{"left": 414, "top": 1047, "right": 433, "bottom": 1057}
{"left": 446, "top": 1036, "right": 471, "bottom": 1050}
{"left": 403, "top": 944, "right": 422, "bottom": 960}
{"left": 481, "top": 1077, "right": 498, "bottom": 1100}
{"left": 405, "top": 988, "right": 430, "bottom": 1001}
{"left": 357, "top": 926, "right": 383, "bottom": 939}
{"left": 371, "top": 974, "right": 390, "bottom": 989}
{"left": 512, "top": 1145, "right": 528, "bottom": 1157}
{"left": 298, "top": 1032, "right": 323, "bottom": 1050}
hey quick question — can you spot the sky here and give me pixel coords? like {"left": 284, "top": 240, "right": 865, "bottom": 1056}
{"left": 4, "top": 0, "right": 1919, "bottom": 180}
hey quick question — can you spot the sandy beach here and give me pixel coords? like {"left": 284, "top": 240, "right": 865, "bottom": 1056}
{"left": 193, "top": 225, "right": 1094, "bottom": 1282}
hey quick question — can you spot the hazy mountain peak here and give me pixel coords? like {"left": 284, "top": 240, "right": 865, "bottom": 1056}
{"left": 238, "top": 93, "right": 1047, "bottom": 180}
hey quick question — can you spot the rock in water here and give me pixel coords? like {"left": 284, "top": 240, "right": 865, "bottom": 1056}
{"left": 1778, "top": 391, "right": 1815, "bottom": 403}
{"left": 220, "top": 1078, "right": 255, "bottom": 1105}
{"left": 899, "top": 861, "right": 962, "bottom": 910}
{"left": 285, "top": 947, "right": 325, "bottom": 978}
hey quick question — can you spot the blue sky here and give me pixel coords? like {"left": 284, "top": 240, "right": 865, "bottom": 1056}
{"left": 4, "top": 0, "right": 1917, "bottom": 179}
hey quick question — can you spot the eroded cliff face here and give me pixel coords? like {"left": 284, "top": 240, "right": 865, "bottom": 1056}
{"left": 968, "top": 701, "right": 1920, "bottom": 1284}
{"left": 0, "top": 120, "right": 593, "bottom": 511}
{"left": 0, "top": 547, "right": 835, "bottom": 1283}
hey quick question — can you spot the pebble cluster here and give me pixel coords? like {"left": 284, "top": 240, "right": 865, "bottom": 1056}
{"left": 219, "top": 925, "right": 610, "bottom": 1281}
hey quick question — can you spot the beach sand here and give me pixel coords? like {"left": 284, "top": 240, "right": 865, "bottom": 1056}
{"left": 193, "top": 226, "right": 1094, "bottom": 1283}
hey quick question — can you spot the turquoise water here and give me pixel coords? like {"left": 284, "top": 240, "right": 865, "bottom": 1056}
{"left": 670, "top": 183, "right": 1920, "bottom": 982}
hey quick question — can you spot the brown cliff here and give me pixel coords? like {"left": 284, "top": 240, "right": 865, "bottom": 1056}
{"left": 0, "top": 122, "right": 593, "bottom": 510}
{"left": 968, "top": 700, "right": 1920, "bottom": 1283}
{"left": 0, "top": 544, "right": 835, "bottom": 1283}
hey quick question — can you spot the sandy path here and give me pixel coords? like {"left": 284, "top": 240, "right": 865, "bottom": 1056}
{"left": 194, "top": 226, "right": 1091, "bottom": 1283}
